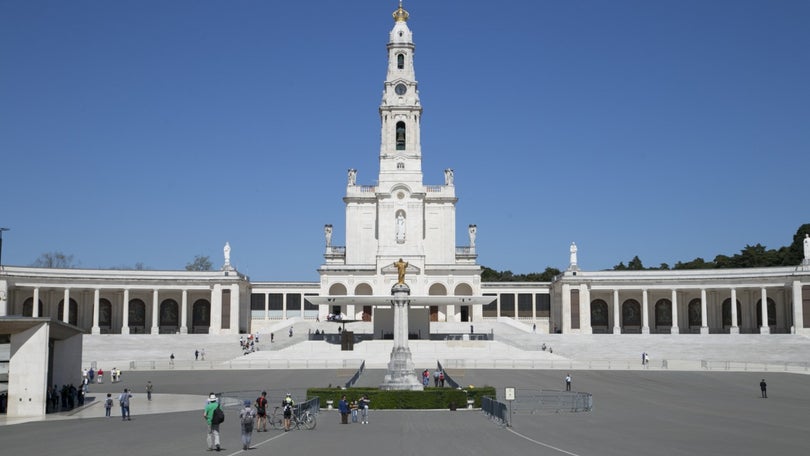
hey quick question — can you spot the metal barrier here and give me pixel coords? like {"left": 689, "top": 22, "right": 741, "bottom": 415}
{"left": 481, "top": 396, "right": 509, "bottom": 426}
{"left": 344, "top": 360, "right": 365, "bottom": 388}
{"left": 216, "top": 390, "right": 320, "bottom": 415}
{"left": 510, "top": 388, "right": 593, "bottom": 414}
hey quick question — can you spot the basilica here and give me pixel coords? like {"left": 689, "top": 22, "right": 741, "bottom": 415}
{"left": 2, "top": 3, "right": 810, "bottom": 338}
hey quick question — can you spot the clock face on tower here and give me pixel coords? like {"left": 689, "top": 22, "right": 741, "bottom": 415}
{"left": 395, "top": 83, "right": 407, "bottom": 95}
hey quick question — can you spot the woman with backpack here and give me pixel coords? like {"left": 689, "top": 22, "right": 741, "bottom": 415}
{"left": 239, "top": 399, "right": 256, "bottom": 450}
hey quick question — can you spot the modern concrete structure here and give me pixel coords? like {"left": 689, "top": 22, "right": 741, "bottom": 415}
{"left": 0, "top": 317, "right": 82, "bottom": 418}
{"left": 1, "top": 3, "right": 810, "bottom": 341}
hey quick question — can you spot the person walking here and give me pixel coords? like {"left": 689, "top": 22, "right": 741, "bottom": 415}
{"left": 255, "top": 391, "right": 268, "bottom": 432}
{"left": 118, "top": 388, "right": 132, "bottom": 421}
{"left": 204, "top": 393, "right": 222, "bottom": 451}
{"left": 169, "top": 353, "right": 175, "bottom": 366}
{"left": 282, "top": 393, "right": 295, "bottom": 431}
{"left": 338, "top": 395, "right": 349, "bottom": 424}
{"left": 146, "top": 381, "right": 153, "bottom": 401}
{"left": 195, "top": 349, "right": 199, "bottom": 361}
{"left": 565, "top": 373, "right": 572, "bottom": 392}
{"left": 239, "top": 399, "right": 256, "bottom": 450}
{"left": 760, "top": 379, "right": 767, "bottom": 398}
{"left": 359, "top": 394, "right": 370, "bottom": 424}
{"left": 104, "top": 393, "right": 113, "bottom": 417}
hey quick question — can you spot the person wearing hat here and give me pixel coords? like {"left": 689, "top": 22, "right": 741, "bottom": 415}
{"left": 203, "top": 393, "right": 222, "bottom": 451}
{"left": 239, "top": 399, "right": 256, "bottom": 450}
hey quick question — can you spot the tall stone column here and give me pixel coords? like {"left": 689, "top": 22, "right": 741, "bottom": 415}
{"left": 380, "top": 283, "right": 423, "bottom": 391}
{"left": 760, "top": 288, "right": 770, "bottom": 334}
{"left": 561, "top": 283, "right": 571, "bottom": 333}
{"left": 0, "top": 280, "right": 7, "bottom": 316}
{"left": 180, "top": 289, "right": 188, "bottom": 334}
{"left": 151, "top": 289, "right": 159, "bottom": 335}
{"left": 580, "top": 284, "right": 592, "bottom": 334}
{"left": 33, "top": 288, "right": 40, "bottom": 318}
{"left": 121, "top": 289, "right": 130, "bottom": 334}
{"left": 641, "top": 289, "right": 650, "bottom": 334}
{"left": 670, "top": 289, "right": 679, "bottom": 334}
{"left": 730, "top": 288, "right": 739, "bottom": 334}
{"left": 62, "top": 288, "right": 69, "bottom": 322}
{"left": 91, "top": 289, "right": 100, "bottom": 335}
{"left": 612, "top": 289, "right": 621, "bottom": 334}
{"left": 700, "top": 289, "right": 709, "bottom": 335}
{"left": 210, "top": 284, "right": 222, "bottom": 335}
{"left": 792, "top": 281, "right": 803, "bottom": 334}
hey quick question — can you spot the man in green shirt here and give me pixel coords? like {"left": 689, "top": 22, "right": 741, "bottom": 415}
{"left": 203, "top": 393, "right": 222, "bottom": 451}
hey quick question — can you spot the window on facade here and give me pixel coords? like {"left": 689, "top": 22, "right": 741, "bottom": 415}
{"left": 396, "top": 121, "right": 406, "bottom": 150}
{"left": 268, "top": 294, "right": 283, "bottom": 311}
{"left": 500, "top": 294, "right": 515, "bottom": 318}
{"left": 397, "top": 162, "right": 404, "bottom": 169}
{"left": 397, "top": 53, "right": 404, "bottom": 69}
{"left": 483, "top": 294, "right": 497, "bottom": 318}
{"left": 250, "top": 294, "right": 265, "bottom": 311}
{"left": 654, "top": 299, "right": 672, "bottom": 327}
{"left": 591, "top": 300, "right": 609, "bottom": 327}
{"left": 287, "top": 294, "right": 302, "bottom": 318}
{"left": 535, "top": 294, "right": 550, "bottom": 317}
{"left": 518, "top": 293, "right": 533, "bottom": 318}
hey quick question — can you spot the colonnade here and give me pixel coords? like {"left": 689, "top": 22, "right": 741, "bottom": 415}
{"left": 559, "top": 281, "right": 805, "bottom": 335}
{"left": 8, "top": 284, "right": 242, "bottom": 335}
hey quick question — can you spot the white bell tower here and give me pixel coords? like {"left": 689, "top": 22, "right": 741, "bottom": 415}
{"left": 320, "top": 2, "right": 480, "bottom": 316}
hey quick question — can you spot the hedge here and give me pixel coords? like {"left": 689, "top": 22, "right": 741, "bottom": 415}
{"left": 306, "top": 386, "right": 496, "bottom": 409}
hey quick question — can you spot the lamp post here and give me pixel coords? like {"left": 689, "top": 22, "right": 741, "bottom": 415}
{"left": 0, "top": 227, "right": 9, "bottom": 269}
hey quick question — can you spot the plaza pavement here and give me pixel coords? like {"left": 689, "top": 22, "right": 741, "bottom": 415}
{"left": 1, "top": 369, "right": 808, "bottom": 455}
{"left": 4, "top": 321, "right": 810, "bottom": 454}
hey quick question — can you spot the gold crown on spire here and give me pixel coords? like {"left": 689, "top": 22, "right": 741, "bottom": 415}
{"left": 393, "top": 1, "right": 409, "bottom": 22}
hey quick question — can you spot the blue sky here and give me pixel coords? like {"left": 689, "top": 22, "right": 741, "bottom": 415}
{"left": 1, "top": 0, "right": 808, "bottom": 281}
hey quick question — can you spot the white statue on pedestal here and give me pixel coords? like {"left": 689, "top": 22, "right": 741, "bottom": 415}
{"left": 804, "top": 233, "right": 810, "bottom": 262}
{"left": 396, "top": 212, "right": 406, "bottom": 243}
{"left": 444, "top": 168, "right": 454, "bottom": 186}
{"left": 469, "top": 224, "right": 477, "bottom": 248}
{"left": 348, "top": 168, "right": 357, "bottom": 186}
{"left": 324, "top": 224, "right": 333, "bottom": 247}
{"left": 569, "top": 242, "right": 578, "bottom": 268}
{"left": 223, "top": 242, "right": 231, "bottom": 269}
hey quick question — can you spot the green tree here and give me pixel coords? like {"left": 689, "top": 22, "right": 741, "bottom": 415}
{"left": 31, "top": 251, "right": 76, "bottom": 268}
{"left": 185, "top": 255, "right": 213, "bottom": 271}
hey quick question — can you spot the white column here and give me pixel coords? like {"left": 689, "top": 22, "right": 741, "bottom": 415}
{"left": 513, "top": 292, "right": 518, "bottom": 319}
{"left": 282, "top": 293, "right": 288, "bottom": 320}
{"left": 561, "top": 284, "right": 571, "bottom": 333}
{"left": 641, "top": 289, "right": 650, "bottom": 334}
{"left": 0, "top": 280, "right": 8, "bottom": 316}
{"left": 151, "top": 289, "right": 159, "bottom": 334}
{"left": 62, "top": 288, "right": 70, "bottom": 322}
{"left": 792, "top": 281, "right": 803, "bottom": 334}
{"left": 210, "top": 284, "right": 222, "bottom": 335}
{"left": 670, "top": 289, "right": 679, "bottom": 334}
{"left": 612, "top": 289, "right": 621, "bottom": 334}
{"left": 496, "top": 293, "right": 501, "bottom": 318}
{"left": 32, "top": 287, "right": 40, "bottom": 318}
{"left": 580, "top": 284, "right": 592, "bottom": 334}
{"left": 730, "top": 288, "right": 739, "bottom": 334}
{"left": 180, "top": 289, "right": 188, "bottom": 334}
{"left": 264, "top": 292, "right": 269, "bottom": 320}
{"left": 229, "top": 284, "right": 239, "bottom": 335}
{"left": 91, "top": 289, "right": 100, "bottom": 335}
{"left": 760, "top": 287, "right": 770, "bottom": 334}
{"left": 700, "top": 289, "right": 709, "bottom": 334}
{"left": 121, "top": 289, "right": 130, "bottom": 334}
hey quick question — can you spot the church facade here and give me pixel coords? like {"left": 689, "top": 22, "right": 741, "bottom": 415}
{"left": 2, "top": 3, "right": 810, "bottom": 337}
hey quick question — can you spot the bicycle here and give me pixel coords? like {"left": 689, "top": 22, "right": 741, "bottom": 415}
{"left": 291, "top": 407, "right": 316, "bottom": 430}
{"left": 267, "top": 407, "right": 284, "bottom": 430}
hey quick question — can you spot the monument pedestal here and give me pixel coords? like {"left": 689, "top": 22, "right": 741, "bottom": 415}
{"left": 380, "top": 283, "right": 423, "bottom": 391}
